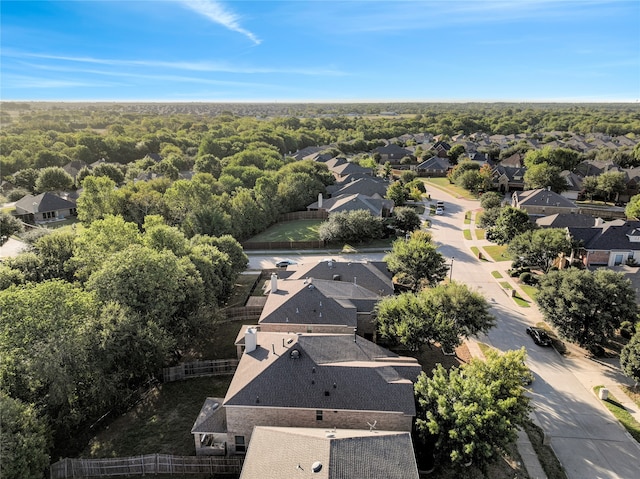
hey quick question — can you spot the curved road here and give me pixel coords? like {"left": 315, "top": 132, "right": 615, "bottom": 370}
{"left": 426, "top": 187, "right": 640, "bottom": 479}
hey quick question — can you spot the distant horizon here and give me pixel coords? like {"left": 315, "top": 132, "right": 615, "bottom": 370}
{"left": 2, "top": 1, "right": 638, "bottom": 103}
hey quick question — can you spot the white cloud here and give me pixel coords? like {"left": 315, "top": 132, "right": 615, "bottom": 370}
{"left": 4, "top": 51, "right": 345, "bottom": 76}
{"left": 179, "top": 0, "right": 261, "bottom": 45}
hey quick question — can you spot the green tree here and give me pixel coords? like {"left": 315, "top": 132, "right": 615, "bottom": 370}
{"left": 581, "top": 176, "right": 599, "bottom": 201}
{"left": 626, "top": 194, "right": 640, "bottom": 219}
{"left": 447, "top": 160, "right": 479, "bottom": 184}
{"left": 194, "top": 154, "right": 222, "bottom": 177}
{"left": 142, "top": 216, "right": 190, "bottom": 256}
{"left": 35, "top": 166, "right": 74, "bottom": 192}
{"left": 507, "top": 228, "right": 572, "bottom": 273}
{"left": 33, "top": 229, "right": 77, "bottom": 281}
{"left": 480, "top": 191, "right": 503, "bottom": 210}
{"left": 318, "top": 209, "right": 385, "bottom": 243}
{"left": 415, "top": 349, "right": 531, "bottom": 472}
{"left": 384, "top": 230, "right": 448, "bottom": 291}
{"left": 1, "top": 212, "right": 24, "bottom": 237}
{"left": 597, "top": 171, "right": 627, "bottom": 202}
{"left": 386, "top": 180, "right": 409, "bottom": 207}
{"left": 536, "top": 269, "right": 638, "bottom": 347}
{"left": 0, "top": 393, "right": 51, "bottom": 479}
{"left": 376, "top": 282, "right": 494, "bottom": 351}
{"left": 523, "top": 162, "right": 567, "bottom": 192}
{"left": 448, "top": 144, "right": 466, "bottom": 164}
{"left": 486, "top": 206, "right": 532, "bottom": 244}
{"left": 86, "top": 245, "right": 206, "bottom": 349}
{"left": 76, "top": 175, "right": 120, "bottom": 223}
{"left": 11, "top": 168, "right": 39, "bottom": 192}
{"left": 392, "top": 206, "right": 422, "bottom": 234}
{"left": 91, "top": 163, "right": 125, "bottom": 185}
{"left": 621, "top": 331, "right": 640, "bottom": 385}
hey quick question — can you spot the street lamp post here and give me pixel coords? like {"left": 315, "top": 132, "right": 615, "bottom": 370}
{"left": 450, "top": 257, "right": 454, "bottom": 281}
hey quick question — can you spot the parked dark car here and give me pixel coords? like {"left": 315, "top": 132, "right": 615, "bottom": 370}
{"left": 526, "top": 326, "right": 552, "bottom": 346}
{"left": 275, "top": 259, "right": 297, "bottom": 268}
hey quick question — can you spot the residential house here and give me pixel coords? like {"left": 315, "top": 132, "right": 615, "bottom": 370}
{"left": 290, "top": 146, "right": 328, "bottom": 161}
{"left": 256, "top": 276, "right": 381, "bottom": 338}
{"left": 326, "top": 177, "right": 389, "bottom": 199}
{"left": 492, "top": 165, "right": 526, "bottom": 192}
{"left": 13, "top": 192, "right": 77, "bottom": 223}
{"left": 62, "top": 160, "right": 88, "bottom": 183}
{"left": 559, "top": 170, "right": 584, "bottom": 200}
{"left": 535, "top": 213, "right": 598, "bottom": 229}
{"left": 214, "top": 330, "right": 421, "bottom": 454}
{"left": 500, "top": 153, "right": 525, "bottom": 168}
{"left": 328, "top": 162, "right": 372, "bottom": 182}
{"left": 415, "top": 156, "right": 450, "bottom": 177}
{"left": 372, "top": 144, "right": 412, "bottom": 164}
{"left": 191, "top": 398, "right": 228, "bottom": 456}
{"left": 286, "top": 259, "right": 394, "bottom": 297}
{"left": 307, "top": 193, "right": 393, "bottom": 218}
{"left": 430, "top": 140, "right": 451, "bottom": 158}
{"left": 512, "top": 189, "right": 578, "bottom": 216}
{"left": 568, "top": 220, "right": 640, "bottom": 267}
{"left": 239, "top": 427, "right": 419, "bottom": 479}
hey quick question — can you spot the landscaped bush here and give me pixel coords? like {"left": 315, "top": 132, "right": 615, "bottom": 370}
{"left": 519, "top": 272, "right": 538, "bottom": 286}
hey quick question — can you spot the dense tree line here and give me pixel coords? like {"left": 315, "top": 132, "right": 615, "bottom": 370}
{"left": 0, "top": 216, "right": 247, "bottom": 474}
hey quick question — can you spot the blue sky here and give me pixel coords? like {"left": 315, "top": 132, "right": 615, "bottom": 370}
{"left": 1, "top": 0, "right": 639, "bottom": 102}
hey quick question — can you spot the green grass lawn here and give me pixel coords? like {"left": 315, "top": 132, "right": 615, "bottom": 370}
{"left": 512, "top": 294, "right": 531, "bottom": 308}
{"left": 83, "top": 376, "right": 233, "bottom": 457}
{"left": 520, "top": 284, "right": 539, "bottom": 301}
{"left": 245, "top": 219, "right": 322, "bottom": 242}
{"left": 470, "top": 246, "right": 481, "bottom": 257}
{"left": 622, "top": 386, "right": 640, "bottom": 409}
{"left": 499, "top": 281, "right": 513, "bottom": 290}
{"left": 464, "top": 211, "right": 472, "bottom": 224}
{"left": 421, "top": 178, "right": 479, "bottom": 200}
{"left": 483, "top": 245, "right": 511, "bottom": 262}
{"left": 463, "top": 229, "right": 472, "bottom": 240}
{"left": 477, "top": 342, "right": 496, "bottom": 357}
{"left": 522, "top": 420, "right": 568, "bottom": 479}
{"left": 594, "top": 386, "right": 640, "bottom": 443}
{"left": 475, "top": 229, "right": 486, "bottom": 240}
{"left": 491, "top": 270, "right": 503, "bottom": 279}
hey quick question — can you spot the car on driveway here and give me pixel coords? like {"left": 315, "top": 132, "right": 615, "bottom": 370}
{"left": 275, "top": 259, "right": 297, "bottom": 268}
{"left": 526, "top": 326, "right": 552, "bottom": 346}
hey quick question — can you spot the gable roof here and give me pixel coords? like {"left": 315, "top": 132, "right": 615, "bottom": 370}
{"left": 535, "top": 213, "right": 597, "bottom": 229}
{"left": 240, "top": 427, "right": 419, "bottom": 479}
{"left": 14, "top": 192, "right": 76, "bottom": 214}
{"left": 492, "top": 165, "right": 526, "bottom": 183}
{"left": 416, "top": 156, "right": 450, "bottom": 171}
{"left": 191, "top": 397, "right": 227, "bottom": 434}
{"left": 569, "top": 220, "right": 640, "bottom": 251}
{"left": 513, "top": 189, "right": 577, "bottom": 209}
{"left": 224, "top": 332, "right": 420, "bottom": 415}
{"left": 260, "top": 278, "right": 379, "bottom": 327}
{"left": 307, "top": 193, "right": 392, "bottom": 216}
{"left": 327, "top": 177, "right": 389, "bottom": 198}
{"left": 288, "top": 260, "right": 393, "bottom": 296}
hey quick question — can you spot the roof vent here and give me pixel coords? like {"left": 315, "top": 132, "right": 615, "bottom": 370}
{"left": 290, "top": 349, "right": 300, "bottom": 359}
{"left": 308, "top": 284, "right": 315, "bottom": 290}
{"left": 324, "top": 390, "right": 330, "bottom": 396}
{"left": 312, "top": 461, "right": 323, "bottom": 473}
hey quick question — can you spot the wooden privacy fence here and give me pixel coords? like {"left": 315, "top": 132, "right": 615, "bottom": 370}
{"left": 278, "top": 210, "right": 328, "bottom": 221}
{"left": 161, "top": 358, "right": 238, "bottom": 382}
{"left": 223, "top": 305, "right": 263, "bottom": 322}
{"left": 242, "top": 240, "right": 326, "bottom": 250}
{"left": 50, "top": 455, "right": 244, "bottom": 478}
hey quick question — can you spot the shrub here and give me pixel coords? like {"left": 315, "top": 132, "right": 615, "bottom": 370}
{"left": 587, "top": 344, "right": 605, "bottom": 357}
{"left": 621, "top": 321, "right": 633, "bottom": 330}
{"left": 519, "top": 272, "right": 533, "bottom": 284}
{"left": 621, "top": 328, "right": 633, "bottom": 339}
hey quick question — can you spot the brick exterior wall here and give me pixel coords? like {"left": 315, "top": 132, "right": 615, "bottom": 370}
{"left": 225, "top": 406, "right": 412, "bottom": 455}
{"left": 584, "top": 250, "right": 610, "bottom": 266}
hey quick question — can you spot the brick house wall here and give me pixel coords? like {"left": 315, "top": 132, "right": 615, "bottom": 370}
{"left": 225, "top": 406, "right": 412, "bottom": 454}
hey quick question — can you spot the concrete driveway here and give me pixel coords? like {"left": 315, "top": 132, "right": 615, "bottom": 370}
{"left": 426, "top": 186, "right": 640, "bottom": 479}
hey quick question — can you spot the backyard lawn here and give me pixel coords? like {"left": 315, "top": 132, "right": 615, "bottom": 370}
{"left": 245, "top": 219, "right": 322, "bottom": 242}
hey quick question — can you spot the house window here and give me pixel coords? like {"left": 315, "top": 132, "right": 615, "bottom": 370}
{"left": 316, "top": 410, "right": 323, "bottom": 421}
{"left": 234, "top": 436, "right": 246, "bottom": 453}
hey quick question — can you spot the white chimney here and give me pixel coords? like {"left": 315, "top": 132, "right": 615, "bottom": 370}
{"left": 318, "top": 193, "right": 323, "bottom": 208}
{"left": 271, "top": 273, "right": 278, "bottom": 293}
{"left": 245, "top": 327, "right": 257, "bottom": 353}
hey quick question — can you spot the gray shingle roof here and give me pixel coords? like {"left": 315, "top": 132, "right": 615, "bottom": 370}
{"left": 240, "top": 427, "right": 419, "bottom": 479}
{"left": 224, "top": 332, "right": 420, "bottom": 415}
{"left": 513, "top": 189, "right": 577, "bottom": 208}
{"left": 535, "top": 213, "right": 597, "bottom": 229}
{"left": 14, "top": 192, "right": 76, "bottom": 214}
{"left": 287, "top": 260, "right": 393, "bottom": 296}
{"left": 307, "top": 194, "right": 391, "bottom": 216}
{"left": 326, "top": 177, "right": 389, "bottom": 198}
{"left": 569, "top": 220, "right": 640, "bottom": 251}
{"left": 191, "top": 397, "right": 227, "bottom": 433}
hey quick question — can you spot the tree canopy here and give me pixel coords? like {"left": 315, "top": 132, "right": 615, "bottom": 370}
{"left": 507, "top": 228, "right": 572, "bottom": 273}
{"left": 536, "top": 268, "right": 638, "bottom": 347}
{"left": 621, "top": 331, "right": 640, "bottom": 385}
{"left": 384, "top": 230, "right": 448, "bottom": 291}
{"left": 486, "top": 206, "right": 533, "bottom": 245}
{"left": 415, "top": 348, "right": 531, "bottom": 472}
